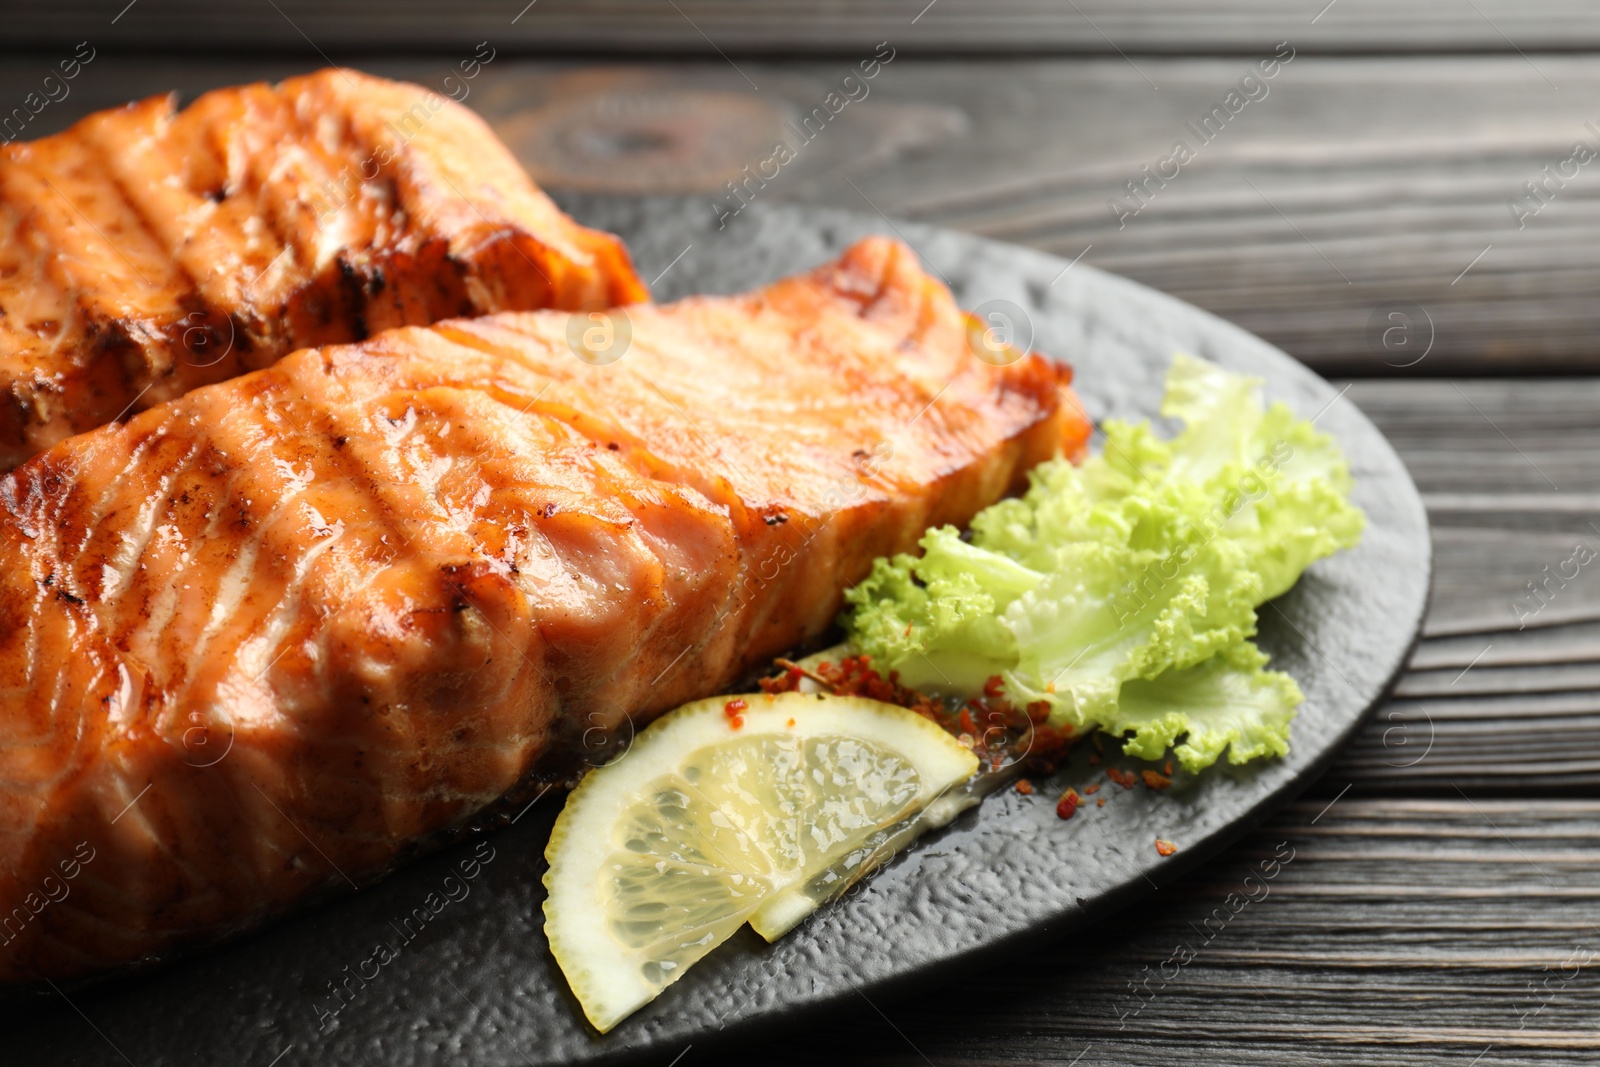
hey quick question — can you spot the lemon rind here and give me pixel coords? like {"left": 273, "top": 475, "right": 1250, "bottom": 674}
{"left": 542, "top": 692, "right": 978, "bottom": 1032}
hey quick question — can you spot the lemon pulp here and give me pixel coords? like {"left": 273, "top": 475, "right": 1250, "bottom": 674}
{"left": 542, "top": 691, "right": 978, "bottom": 1032}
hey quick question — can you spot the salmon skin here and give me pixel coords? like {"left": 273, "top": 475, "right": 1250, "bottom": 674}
{"left": 0, "top": 67, "right": 647, "bottom": 471}
{"left": 0, "top": 236, "right": 1089, "bottom": 982}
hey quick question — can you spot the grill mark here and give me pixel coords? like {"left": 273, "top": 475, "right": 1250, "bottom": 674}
{"left": 330, "top": 81, "right": 449, "bottom": 283}
{"left": 285, "top": 357, "right": 657, "bottom": 748}
{"left": 256, "top": 360, "right": 519, "bottom": 703}
{"left": 241, "top": 87, "right": 367, "bottom": 348}
{"left": 173, "top": 387, "right": 355, "bottom": 706}
{"left": 313, "top": 386, "right": 490, "bottom": 567}
{"left": 177, "top": 371, "right": 412, "bottom": 703}
{"left": 34, "top": 592, "right": 84, "bottom": 814}
{"left": 422, "top": 318, "right": 781, "bottom": 655}
{"left": 93, "top": 413, "right": 191, "bottom": 607}
{"left": 200, "top": 90, "right": 299, "bottom": 356}
{"left": 325, "top": 76, "right": 563, "bottom": 312}
{"left": 104, "top": 437, "right": 204, "bottom": 653}
{"left": 237, "top": 523, "right": 347, "bottom": 685}
{"left": 0, "top": 156, "right": 153, "bottom": 444}
{"left": 185, "top": 508, "right": 266, "bottom": 675}
{"left": 411, "top": 392, "right": 586, "bottom": 599}
{"left": 73, "top": 102, "right": 218, "bottom": 407}
{"left": 437, "top": 316, "right": 762, "bottom": 533}
{"left": 59, "top": 109, "right": 193, "bottom": 379}
{"left": 246, "top": 90, "right": 327, "bottom": 274}
{"left": 0, "top": 194, "right": 78, "bottom": 451}
{"left": 159, "top": 439, "right": 311, "bottom": 716}
{"left": 285, "top": 78, "right": 392, "bottom": 333}
{"left": 66, "top": 418, "right": 172, "bottom": 562}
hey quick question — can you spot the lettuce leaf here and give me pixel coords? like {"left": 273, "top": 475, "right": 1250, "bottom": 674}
{"left": 1112, "top": 642, "right": 1303, "bottom": 772}
{"left": 844, "top": 527, "right": 1037, "bottom": 694}
{"left": 842, "top": 353, "right": 1363, "bottom": 771}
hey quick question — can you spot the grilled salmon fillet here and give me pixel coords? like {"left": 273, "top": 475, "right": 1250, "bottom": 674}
{"left": 0, "top": 67, "right": 646, "bottom": 471}
{"left": 0, "top": 236, "right": 1089, "bottom": 981}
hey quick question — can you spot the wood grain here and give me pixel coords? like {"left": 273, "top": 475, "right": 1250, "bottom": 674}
{"left": 714, "top": 801, "right": 1600, "bottom": 1067}
{"left": 1412, "top": 622, "right": 1600, "bottom": 670}
{"left": 11, "top": 1, "right": 1600, "bottom": 54}
{"left": 1343, "top": 380, "right": 1600, "bottom": 637}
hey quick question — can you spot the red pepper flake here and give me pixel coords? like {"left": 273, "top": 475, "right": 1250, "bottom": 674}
{"left": 723, "top": 698, "right": 747, "bottom": 730}
{"left": 1164, "top": 760, "right": 1174, "bottom": 777}
{"left": 786, "top": 717, "right": 796, "bottom": 728}
{"left": 1015, "top": 778, "right": 1034, "bottom": 796}
{"left": 1055, "top": 787, "right": 1080, "bottom": 820}
{"left": 756, "top": 653, "right": 1077, "bottom": 772}
{"left": 1096, "top": 797, "right": 1106, "bottom": 807}
{"left": 1107, "top": 767, "right": 1137, "bottom": 790}
{"left": 959, "top": 706, "right": 980, "bottom": 735}
{"left": 759, "top": 666, "right": 804, "bottom": 694}
{"left": 1155, "top": 838, "right": 1178, "bottom": 857}
{"left": 983, "top": 675, "right": 1006, "bottom": 699}
{"left": 1084, "top": 783, "right": 1100, "bottom": 795}
{"left": 1141, "top": 770, "right": 1172, "bottom": 791}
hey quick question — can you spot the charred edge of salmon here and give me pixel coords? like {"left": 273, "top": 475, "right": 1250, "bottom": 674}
{"left": 577, "top": 228, "right": 651, "bottom": 308}
{"left": 0, "top": 229, "right": 631, "bottom": 458}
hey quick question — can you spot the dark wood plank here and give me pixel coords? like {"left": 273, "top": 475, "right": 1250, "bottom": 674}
{"left": 1330, "top": 693, "right": 1600, "bottom": 793}
{"left": 1397, "top": 664, "right": 1600, "bottom": 698}
{"left": 1336, "top": 381, "right": 1600, "bottom": 636}
{"left": 11, "top": 0, "right": 1600, "bottom": 54}
{"left": 1346, "top": 380, "right": 1600, "bottom": 497}
{"left": 1420, "top": 528, "right": 1600, "bottom": 638}
{"left": 702, "top": 800, "right": 1600, "bottom": 1067}
{"left": 1411, "top": 622, "right": 1600, "bottom": 670}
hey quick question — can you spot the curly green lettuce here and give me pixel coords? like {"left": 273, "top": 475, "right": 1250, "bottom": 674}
{"left": 843, "top": 353, "right": 1364, "bottom": 772}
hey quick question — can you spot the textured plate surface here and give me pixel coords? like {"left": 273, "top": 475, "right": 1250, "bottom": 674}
{"left": 5, "top": 200, "right": 1430, "bottom": 1066}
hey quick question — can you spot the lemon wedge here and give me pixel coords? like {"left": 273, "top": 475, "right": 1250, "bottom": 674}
{"left": 541, "top": 691, "right": 979, "bottom": 1032}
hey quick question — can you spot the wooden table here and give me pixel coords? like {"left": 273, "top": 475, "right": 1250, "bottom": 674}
{"left": 5, "top": 4, "right": 1599, "bottom": 1063}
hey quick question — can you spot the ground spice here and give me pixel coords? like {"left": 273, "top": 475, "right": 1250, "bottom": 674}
{"left": 959, "top": 706, "right": 980, "bottom": 735}
{"left": 1056, "top": 788, "right": 1080, "bottom": 820}
{"left": 759, "top": 665, "right": 806, "bottom": 694}
{"left": 759, "top": 654, "right": 1075, "bottom": 771}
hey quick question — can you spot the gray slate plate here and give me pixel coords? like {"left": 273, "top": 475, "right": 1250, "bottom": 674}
{"left": 5, "top": 200, "right": 1430, "bottom": 1067}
